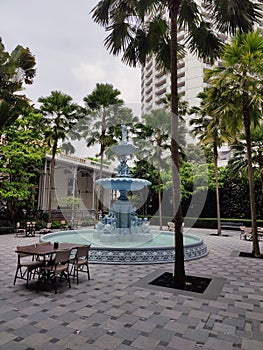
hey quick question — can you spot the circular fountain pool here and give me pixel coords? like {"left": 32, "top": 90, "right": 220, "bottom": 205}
{"left": 41, "top": 229, "right": 208, "bottom": 264}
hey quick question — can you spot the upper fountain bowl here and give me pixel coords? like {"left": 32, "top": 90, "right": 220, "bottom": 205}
{"left": 96, "top": 177, "right": 151, "bottom": 191}
{"left": 111, "top": 143, "right": 136, "bottom": 156}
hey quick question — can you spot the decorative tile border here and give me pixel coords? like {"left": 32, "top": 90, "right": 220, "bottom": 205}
{"left": 89, "top": 241, "right": 208, "bottom": 264}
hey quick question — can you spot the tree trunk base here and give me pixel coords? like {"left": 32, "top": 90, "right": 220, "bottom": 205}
{"left": 149, "top": 272, "right": 211, "bottom": 293}
{"left": 239, "top": 251, "right": 263, "bottom": 259}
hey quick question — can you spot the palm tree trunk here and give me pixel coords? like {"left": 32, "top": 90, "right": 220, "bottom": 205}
{"left": 213, "top": 141, "right": 222, "bottom": 235}
{"left": 98, "top": 109, "right": 106, "bottom": 216}
{"left": 242, "top": 88, "right": 260, "bottom": 257}
{"left": 244, "top": 119, "right": 260, "bottom": 256}
{"left": 169, "top": 0, "right": 185, "bottom": 286}
{"left": 157, "top": 143, "right": 163, "bottom": 230}
{"left": 47, "top": 154, "right": 55, "bottom": 224}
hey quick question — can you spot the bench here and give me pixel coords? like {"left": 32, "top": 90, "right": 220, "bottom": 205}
{"left": 221, "top": 221, "right": 243, "bottom": 230}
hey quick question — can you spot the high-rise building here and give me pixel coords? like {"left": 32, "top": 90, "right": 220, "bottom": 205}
{"left": 141, "top": 0, "right": 263, "bottom": 116}
{"left": 140, "top": 1, "right": 263, "bottom": 163}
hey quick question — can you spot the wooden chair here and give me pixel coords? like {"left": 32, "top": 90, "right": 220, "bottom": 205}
{"left": 38, "top": 249, "right": 72, "bottom": 293}
{"left": 239, "top": 226, "right": 252, "bottom": 240}
{"left": 70, "top": 245, "right": 91, "bottom": 284}
{"left": 15, "top": 222, "right": 26, "bottom": 237}
{"left": 14, "top": 245, "right": 44, "bottom": 288}
{"left": 257, "top": 227, "right": 263, "bottom": 240}
{"left": 167, "top": 222, "right": 174, "bottom": 231}
{"left": 25, "top": 221, "right": 36, "bottom": 236}
{"left": 35, "top": 242, "right": 53, "bottom": 262}
{"left": 39, "top": 223, "right": 52, "bottom": 234}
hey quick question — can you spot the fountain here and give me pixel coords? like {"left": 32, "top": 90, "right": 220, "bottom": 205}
{"left": 41, "top": 124, "right": 208, "bottom": 264}
{"left": 95, "top": 123, "right": 152, "bottom": 244}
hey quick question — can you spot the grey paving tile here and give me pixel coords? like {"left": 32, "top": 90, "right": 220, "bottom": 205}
{"left": 0, "top": 229, "right": 262, "bottom": 349}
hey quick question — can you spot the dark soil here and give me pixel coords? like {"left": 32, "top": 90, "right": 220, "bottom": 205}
{"left": 239, "top": 251, "right": 263, "bottom": 259}
{"left": 210, "top": 233, "right": 229, "bottom": 237}
{"left": 149, "top": 272, "right": 211, "bottom": 293}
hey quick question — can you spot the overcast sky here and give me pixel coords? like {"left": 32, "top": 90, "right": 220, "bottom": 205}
{"left": 1, "top": 0, "right": 141, "bottom": 109}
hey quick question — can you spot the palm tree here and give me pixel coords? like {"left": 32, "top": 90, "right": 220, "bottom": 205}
{"left": 206, "top": 31, "right": 263, "bottom": 257}
{"left": 91, "top": 0, "right": 261, "bottom": 286}
{"left": 190, "top": 88, "right": 234, "bottom": 235}
{"left": 135, "top": 109, "right": 170, "bottom": 229}
{"left": 38, "top": 91, "right": 82, "bottom": 224}
{"left": 82, "top": 83, "right": 123, "bottom": 179}
{"left": 228, "top": 125, "right": 263, "bottom": 207}
{"left": 80, "top": 83, "right": 138, "bottom": 215}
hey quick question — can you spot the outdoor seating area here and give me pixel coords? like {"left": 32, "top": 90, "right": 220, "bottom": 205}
{"left": 240, "top": 226, "right": 263, "bottom": 241}
{"left": 14, "top": 242, "right": 91, "bottom": 293}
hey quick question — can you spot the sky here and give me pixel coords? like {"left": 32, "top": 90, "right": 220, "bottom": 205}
{"left": 1, "top": 0, "right": 141, "bottom": 156}
{"left": 0, "top": 0, "right": 141, "bottom": 110}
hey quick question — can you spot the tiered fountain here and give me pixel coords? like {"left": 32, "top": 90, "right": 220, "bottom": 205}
{"left": 41, "top": 124, "right": 208, "bottom": 264}
{"left": 95, "top": 124, "right": 152, "bottom": 244}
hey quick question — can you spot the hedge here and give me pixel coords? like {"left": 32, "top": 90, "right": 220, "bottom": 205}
{"left": 0, "top": 226, "right": 15, "bottom": 234}
{"left": 145, "top": 216, "right": 263, "bottom": 229}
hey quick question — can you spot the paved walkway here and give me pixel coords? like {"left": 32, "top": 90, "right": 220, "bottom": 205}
{"left": 0, "top": 228, "right": 262, "bottom": 350}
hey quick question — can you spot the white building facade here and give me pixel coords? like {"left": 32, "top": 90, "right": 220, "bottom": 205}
{"left": 37, "top": 153, "right": 116, "bottom": 223}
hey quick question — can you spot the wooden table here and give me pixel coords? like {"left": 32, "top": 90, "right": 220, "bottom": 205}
{"left": 15, "top": 242, "right": 84, "bottom": 258}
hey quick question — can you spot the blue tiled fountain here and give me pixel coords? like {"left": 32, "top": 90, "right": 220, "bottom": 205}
{"left": 42, "top": 125, "right": 208, "bottom": 264}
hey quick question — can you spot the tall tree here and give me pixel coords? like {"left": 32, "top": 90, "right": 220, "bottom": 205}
{"left": 206, "top": 31, "right": 263, "bottom": 257}
{"left": 134, "top": 109, "right": 170, "bottom": 229}
{"left": 82, "top": 83, "right": 123, "bottom": 179}
{"left": 190, "top": 88, "right": 233, "bottom": 235}
{"left": 0, "top": 38, "right": 36, "bottom": 133}
{"left": 38, "top": 91, "right": 82, "bottom": 223}
{"left": 92, "top": 0, "right": 261, "bottom": 285}
{"left": 228, "top": 125, "right": 263, "bottom": 210}
{"left": 80, "top": 83, "right": 137, "bottom": 215}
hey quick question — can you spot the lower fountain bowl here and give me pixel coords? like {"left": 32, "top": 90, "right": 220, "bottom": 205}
{"left": 40, "top": 229, "right": 208, "bottom": 264}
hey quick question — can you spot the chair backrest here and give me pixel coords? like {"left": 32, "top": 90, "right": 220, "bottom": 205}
{"left": 54, "top": 249, "right": 72, "bottom": 265}
{"left": 17, "top": 245, "right": 36, "bottom": 259}
{"left": 75, "top": 245, "right": 90, "bottom": 259}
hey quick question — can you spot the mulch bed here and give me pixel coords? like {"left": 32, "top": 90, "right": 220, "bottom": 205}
{"left": 149, "top": 272, "right": 211, "bottom": 294}
{"left": 239, "top": 251, "right": 263, "bottom": 259}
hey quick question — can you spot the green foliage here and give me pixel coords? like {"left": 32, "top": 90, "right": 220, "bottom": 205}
{"left": 0, "top": 110, "right": 46, "bottom": 222}
{"left": 56, "top": 196, "right": 81, "bottom": 209}
{"left": 129, "top": 159, "right": 159, "bottom": 216}
{"left": 38, "top": 90, "right": 82, "bottom": 156}
{"left": 0, "top": 38, "right": 36, "bottom": 132}
{"left": 220, "top": 166, "right": 263, "bottom": 219}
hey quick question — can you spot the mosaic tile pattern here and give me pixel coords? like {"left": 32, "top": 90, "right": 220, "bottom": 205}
{"left": 0, "top": 228, "right": 262, "bottom": 349}
{"left": 89, "top": 240, "right": 208, "bottom": 264}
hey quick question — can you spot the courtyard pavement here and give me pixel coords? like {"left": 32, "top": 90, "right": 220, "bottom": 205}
{"left": 0, "top": 228, "right": 262, "bottom": 350}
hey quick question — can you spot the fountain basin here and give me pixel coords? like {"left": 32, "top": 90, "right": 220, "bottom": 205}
{"left": 40, "top": 229, "right": 208, "bottom": 264}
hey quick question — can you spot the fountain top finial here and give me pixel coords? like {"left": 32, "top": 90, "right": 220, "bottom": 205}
{"left": 121, "top": 123, "right": 127, "bottom": 144}
{"left": 111, "top": 123, "right": 136, "bottom": 156}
